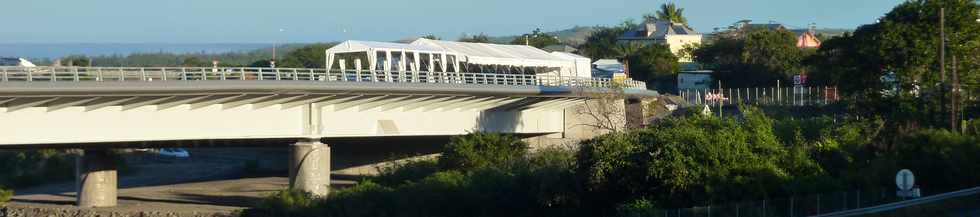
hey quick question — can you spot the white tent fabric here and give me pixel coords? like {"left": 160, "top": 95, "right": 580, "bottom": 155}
{"left": 325, "top": 39, "right": 593, "bottom": 77}
{"left": 549, "top": 52, "right": 592, "bottom": 78}
{"left": 326, "top": 40, "right": 444, "bottom": 53}
{"left": 325, "top": 40, "right": 458, "bottom": 73}
{"left": 410, "top": 38, "right": 570, "bottom": 68}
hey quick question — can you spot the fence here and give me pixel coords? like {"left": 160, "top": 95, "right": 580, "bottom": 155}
{"left": 680, "top": 86, "right": 840, "bottom": 106}
{"left": 0, "top": 66, "right": 647, "bottom": 89}
{"left": 648, "top": 188, "right": 909, "bottom": 217}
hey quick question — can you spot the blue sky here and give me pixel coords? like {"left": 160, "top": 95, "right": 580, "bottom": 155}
{"left": 1, "top": 0, "right": 905, "bottom": 43}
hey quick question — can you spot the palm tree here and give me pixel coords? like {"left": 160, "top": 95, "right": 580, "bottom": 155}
{"left": 651, "top": 3, "right": 687, "bottom": 25}
{"left": 613, "top": 42, "right": 646, "bottom": 78}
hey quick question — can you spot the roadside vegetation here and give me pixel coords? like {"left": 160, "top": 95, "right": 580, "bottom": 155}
{"left": 251, "top": 106, "right": 978, "bottom": 217}
{"left": 0, "top": 186, "right": 11, "bottom": 204}
{"left": 0, "top": 149, "right": 78, "bottom": 203}
{"left": 0, "top": 150, "right": 76, "bottom": 189}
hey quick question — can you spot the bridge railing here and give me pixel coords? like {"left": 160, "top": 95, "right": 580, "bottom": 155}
{"left": 680, "top": 86, "right": 841, "bottom": 106}
{"left": 0, "top": 66, "right": 646, "bottom": 89}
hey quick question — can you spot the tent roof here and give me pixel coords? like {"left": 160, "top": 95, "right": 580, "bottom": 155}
{"left": 410, "top": 38, "right": 569, "bottom": 68}
{"left": 549, "top": 52, "right": 589, "bottom": 60}
{"left": 326, "top": 40, "right": 446, "bottom": 53}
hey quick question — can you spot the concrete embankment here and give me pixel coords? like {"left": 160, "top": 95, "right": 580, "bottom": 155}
{"left": 1, "top": 204, "right": 236, "bottom": 217}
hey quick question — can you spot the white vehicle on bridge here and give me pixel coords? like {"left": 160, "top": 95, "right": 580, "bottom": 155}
{"left": 0, "top": 57, "right": 37, "bottom": 67}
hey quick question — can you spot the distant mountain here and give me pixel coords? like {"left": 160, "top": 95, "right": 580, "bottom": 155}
{"left": 0, "top": 43, "right": 272, "bottom": 60}
{"left": 487, "top": 26, "right": 600, "bottom": 46}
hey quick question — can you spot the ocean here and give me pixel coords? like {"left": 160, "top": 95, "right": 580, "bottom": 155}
{"left": 0, "top": 43, "right": 270, "bottom": 59}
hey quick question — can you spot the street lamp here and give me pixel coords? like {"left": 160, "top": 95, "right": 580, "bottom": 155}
{"left": 272, "top": 28, "right": 284, "bottom": 68}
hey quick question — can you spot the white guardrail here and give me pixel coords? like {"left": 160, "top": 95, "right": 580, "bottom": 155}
{"left": 0, "top": 66, "right": 646, "bottom": 89}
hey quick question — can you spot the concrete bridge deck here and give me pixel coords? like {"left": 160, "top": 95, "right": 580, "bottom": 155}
{"left": 0, "top": 66, "right": 657, "bottom": 208}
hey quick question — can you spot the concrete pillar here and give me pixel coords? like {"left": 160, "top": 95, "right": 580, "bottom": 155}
{"left": 289, "top": 139, "right": 331, "bottom": 197}
{"left": 75, "top": 149, "right": 118, "bottom": 208}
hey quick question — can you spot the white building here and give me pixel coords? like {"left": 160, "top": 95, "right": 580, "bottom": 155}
{"left": 618, "top": 20, "right": 703, "bottom": 62}
{"left": 677, "top": 70, "right": 713, "bottom": 90}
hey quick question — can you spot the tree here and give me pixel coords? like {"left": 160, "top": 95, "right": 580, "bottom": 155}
{"left": 438, "top": 132, "right": 529, "bottom": 171}
{"left": 613, "top": 42, "right": 645, "bottom": 78}
{"left": 693, "top": 28, "right": 805, "bottom": 87}
{"left": 422, "top": 34, "right": 441, "bottom": 40}
{"left": 629, "top": 43, "right": 680, "bottom": 87}
{"left": 579, "top": 26, "right": 629, "bottom": 59}
{"left": 280, "top": 43, "right": 336, "bottom": 68}
{"left": 458, "top": 33, "right": 493, "bottom": 43}
{"left": 510, "top": 28, "right": 560, "bottom": 48}
{"left": 645, "top": 3, "right": 688, "bottom": 25}
{"left": 806, "top": 0, "right": 980, "bottom": 128}
{"left": 61, "top": 55, "right": 91, "bottom": 67}
{"left": 181, "top": 57, "right": 209, "bottom": 67}
{"left": 577, "top": 108, "right": 798, "bottom": 209}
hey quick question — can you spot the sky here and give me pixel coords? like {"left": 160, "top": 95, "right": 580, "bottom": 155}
{"left": 0, "top": 0, "right": 906, "bottom": 43}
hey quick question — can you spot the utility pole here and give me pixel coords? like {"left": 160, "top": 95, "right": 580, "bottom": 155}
{"left": 939, "top": 7, "right": 948, "bottom": 128}
{"left": 951, "top": 55, "right": 959, "bottom": 131}
{"left": 718, "top": 80, "right": 723, "bottom": 118}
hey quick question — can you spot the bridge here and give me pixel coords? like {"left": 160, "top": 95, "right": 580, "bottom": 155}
{"left": 0, "top": 66, "right": 656, "bottom": 208}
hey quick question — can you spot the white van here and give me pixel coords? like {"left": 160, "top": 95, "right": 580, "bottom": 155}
{"left": 0, "top": 57, "right": 37, "bottom": 67}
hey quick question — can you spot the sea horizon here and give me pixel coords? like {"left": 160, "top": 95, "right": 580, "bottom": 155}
{"left": 0, "top": 43, "right": 274, "bottom": 60}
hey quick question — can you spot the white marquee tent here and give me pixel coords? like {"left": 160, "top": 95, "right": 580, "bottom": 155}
{"left": 325, "top": 39, "right": 590, "bottom": 78}
{"left": 549, "top": 52, "right": 592, "bottom": 78}
{"left": 324, "top": 40, "right": 460, "bottom": 74}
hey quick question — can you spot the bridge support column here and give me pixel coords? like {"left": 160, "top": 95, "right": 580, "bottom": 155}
{"left": 289, "top": 139, "right": 331, "bottom": 197}
{"left": 76, "top": 149, "right": 118, "bottom": 208}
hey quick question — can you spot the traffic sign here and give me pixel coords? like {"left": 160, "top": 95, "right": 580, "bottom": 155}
{"left": 896, "top": 169, "right": 915, "bottom": 191}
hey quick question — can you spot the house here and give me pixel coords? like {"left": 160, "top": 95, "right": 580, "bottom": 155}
{"left": 677, "top": 70, "right": 713, "bottom": 90}
{"left": 796, "top": 31, "right": 822, "bottom": 48}
{"left": 618, "top": 20, "right": 703, "bottom": 62}
{"left": 723, "top": 20, "right": 823, "bottom": 48}
{"left": 591, "top": 59, "right": 624, "bottom": 78}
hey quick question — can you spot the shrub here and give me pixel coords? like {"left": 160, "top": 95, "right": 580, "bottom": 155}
{"left": 891, "top": 129, "right": 980, "bottom": 193}
{"left": 256, "top": 189, "right": 319, "bottom": 217}
{"left": 255, "top": 133, "right": 585, "bottom": 217}
{"left": 373, "top": 158, "right": 440, "bottom": 186}
{"left": 0, "top": 187, "right": 12, "bottom": 203}
{"left": 614, "top": 199, "right": 660, "bottom": 217}
{"left": 439, "top": 132, "right": 528, "bottom": 171}
{"left": 0, "top": 149, "right": 75, "bottom": 188}
{"left": 578, "top": 107, "right": 801, "bottom": 210}
{"left": 965, "top": 118, "right": 980, "bottom": 136}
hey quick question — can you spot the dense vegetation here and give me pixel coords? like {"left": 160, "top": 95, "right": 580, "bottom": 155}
{"left": 0, "top": 187, "right": 11, "bottom": 204}
{"left": 253, "top": 105, "right": 979, "bottom": 216}
{"left": 46, "top": 43, "right": 322, "bottom": 68}
{"left": 0, "top": 150, "right": 76, "bottom": 189}
{"left": 0, "top": 149, "right": 79, "bottom": 203}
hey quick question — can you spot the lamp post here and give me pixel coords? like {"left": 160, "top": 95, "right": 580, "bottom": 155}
{"left": 272, "top": 28, "right": 285, "bottom": 68}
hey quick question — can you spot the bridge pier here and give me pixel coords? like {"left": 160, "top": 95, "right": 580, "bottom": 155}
{"left": 289, "top": 139, "right": 331, "bottom": 197}
{"left": 75, "top": 149, "right": 118, "bottom": 208}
